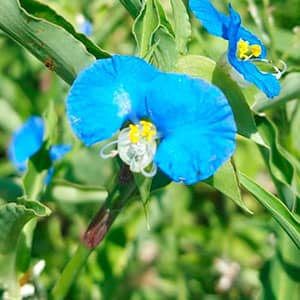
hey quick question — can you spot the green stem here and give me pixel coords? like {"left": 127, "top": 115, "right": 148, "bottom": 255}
{"left": 51, "top": 244, "right": 92, "bottom": 300}
{"left": 51, "top": 166, "right": 137, "bottom": 300}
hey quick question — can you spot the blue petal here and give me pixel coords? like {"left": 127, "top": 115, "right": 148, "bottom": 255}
{"left": 8, "top": 116, "right": 44, "bottom": 172}
{"left": 190, "top": 1, "right": 267, "bottom": 58}
{"left": 228, "top": 4, "right": 266, "bottom": 58}
{"left": 50, "top": 144, "right": 72, "bottom": 162}
{"left": 146, "top": 73, "right": 236, "bottom": 184}
{"left": 189, "top": 0, "right": 230, "bottom": 38}
{"left": 67, "top": 55, "right": 160, "bottom": 146}
{"left": 227, "top": 5, "right": 280, "bottom": 98}
{"left": 238, "top": 26, "right": 266, "bottom": 59}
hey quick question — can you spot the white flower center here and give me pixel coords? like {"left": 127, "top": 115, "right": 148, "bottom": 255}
{"left": 100, "top": 121, "right": 158, "bottom": 177}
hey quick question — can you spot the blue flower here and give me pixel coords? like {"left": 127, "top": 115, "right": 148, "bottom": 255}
{"left": 8, "top": 116, "right": 71, "bottom": 179}
{"left": 67, "top": 55, "right": 236, "bottom": 185}
{"left": 76, "top": 14, "right": 93, "bottom": 36}
{"left": 189, "top": 0, "right": 282, "bottom": 98}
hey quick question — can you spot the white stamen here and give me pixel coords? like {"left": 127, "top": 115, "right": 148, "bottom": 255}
{"left": 99, "top": 140, "right": 118, "bottom": 159}
{"left": 276, "top": 60, "right": 287, "bottom": 79}
{"left": 252, "top": 58, "right": 287, "bottom": 79}
{"left": 99, "top": 124, "right": 158, "bottom": 177}
{"left": 118, "top": 127, "right": 157, "bottom": 173}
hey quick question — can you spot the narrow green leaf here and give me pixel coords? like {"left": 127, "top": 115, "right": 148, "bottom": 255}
{"left": 119, "top": 0, "right": 143, "bottom": 18}
{"left": 170, "top": 0, "right": 191, "bottom": 54}
{"left": 239, "top": 172, "right": 300, "bottom": 249}
{"left": 255, "top": 115, "right": 299, "bottom": 210}
{"left": 19, "top": 0, "right": 109, "bottom": 59}
{"left": 205, "top": 161, "right": 252, "bottom": 213}
{"left": 22, "top": 143, "right": 52, "bottom": 200}
{"left": 0, "top": 201, "right": 51, "bottom": 254}
{"left": 261, "top": 229, "right": 300, "bottom": 300}
{"left": 0, "top": 0, "right": 98, "bottom": 84}
{"left": 134, "top": 173, "right": 152, "bottom": 202}
{"left": 50, "top": 185, "right": 107, "bottom": 204}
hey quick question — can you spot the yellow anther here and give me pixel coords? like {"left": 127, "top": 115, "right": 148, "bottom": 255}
{"left": 237, "top": 39, "right": 249, "bottom": 59}
{"left": 128, "top": 121, "right": 157, "bottom": 144}
{"left": 140, "top": 120, "right": 156, "bottom": 141}
{"left": 237, "top": 38, "right": 262, "bottom": 60}
{"left": 129, "top": 124, "right": 140, "bottom": 143}
{"left": 250, "top": 44, "right": 262, "bottom": 57}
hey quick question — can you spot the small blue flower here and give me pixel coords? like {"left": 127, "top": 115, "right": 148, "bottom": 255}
{"left": 67, "top": 55, "right": 236, "bottom": 185}
{"left": 76, "top": 14, "right": 93, "bottom": 36}
{"left": 189, "top": 0, "right": 282, "bottom": 98}
{"left": 8, "top": 116, "right": 71, "bottom": 179}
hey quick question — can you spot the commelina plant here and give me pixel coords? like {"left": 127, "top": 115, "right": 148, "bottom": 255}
{"left": 3, "top": 0, "right": 300, "bottom": 299}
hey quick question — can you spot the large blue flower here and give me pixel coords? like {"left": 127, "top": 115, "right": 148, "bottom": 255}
{"left": 67, "top": 55, "right": 236, "bottom": 185}
{"left": 8, "top": 116, "right": 71, "bottom": 177}
{"left": 189, "top": 0, "right": 281, "bottom": 98}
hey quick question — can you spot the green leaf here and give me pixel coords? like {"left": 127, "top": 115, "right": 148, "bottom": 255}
{"left": 50, "top": 184, "right": 107, "bottom": 204}
{"left": 19, "top": 0, "right": 109, "bottom": 59}
{"left": 254, "top": 73, "right": 300, "bottom": 112}
{"left": 0, "top": 252, "right": 20, "bottom": 299}
{"left": 0, "top": 178, "right": 23, "bottom": 202}
{"left": 239, "top": 172, "right": 300, "bottom": 249}
{"left": 205, "top": 161, "right": 251, "bottom": 213}
{"left": 133, "top": 0, "right": 177, "bottom": 71}
{"left": 150, "top": 26, "right": 178, "bottom": 71}
{"left": 260, "top": 229, "right": 300, "bottom": 300}
{"left": 0, "top": 200, "right": 51, "bottom": 254}
{"left": 133, "top": 0, "right": 160, "bottom": 58}
{"left": 255, "top": 115, "right": 298, "bottom": 210}
{"left": 134, "top": 173, "right": 152, "bottom": 203}
{"left": 212, "top": 65, "right": 260, "bottom": 142}
{"left": 119, "top": 0, "right": 143, "bottom": 18}
{"left": 0, "top": 0, "right": 103, "bottom": 84}
{"left": 22, "top": 143, "right": 52, "bottom": 200}
{"left": 176, "top": 55, "right": 216, "bottom": 82}
{"left": 170, "top": 0, "right": 191, "bottom": 54}
{"left": 154, "top": 0, "right": 174, "bottom": 35}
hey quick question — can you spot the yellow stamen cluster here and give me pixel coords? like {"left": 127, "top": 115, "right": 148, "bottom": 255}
{"left": 237, "top": 39, "right": 262, "bottom": 60}
{"left": 129, "top": 121, "right": 157, "bottom": 143}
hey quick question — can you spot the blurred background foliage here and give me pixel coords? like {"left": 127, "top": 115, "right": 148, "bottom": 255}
{"left": 0, "top": 0, "right": 300, "bottom": 299}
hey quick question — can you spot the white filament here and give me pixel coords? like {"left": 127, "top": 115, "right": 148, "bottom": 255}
{"left": 99, "top": 127, "right": 158, "bottom": 177}
{"left": 99, "top": 140, "right": 118, "bottom": 159}
{"left": 117, "top": 127, "right": 157, "bottom": 173}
